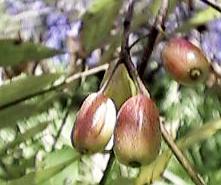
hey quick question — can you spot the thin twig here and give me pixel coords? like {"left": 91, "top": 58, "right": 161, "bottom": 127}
{"left": 121, "top": 0, "right": 135, "bottom": 50}
{"left": 0, "top": 64, "right": 108, "bottom": 111}
{"left": 200, "top": 0, "right": 221, "bottom": 13}
{"left": 65, "top": 64, "right": 108, "bottom": 84}
{"left": 138, "top": 0, "right": 169, "bottom": 78}
{"left": 51, "top": 100, "right": 73, "bottom": 151}
{"left": 119, "top": 0, "right": 137, "bottom": 84}
{"left": 99, "top": 150, "right": 115, "bottom": 185}
{"left": 128, "top": 33, "right": 150, "bottom": 50}
{"left": 160, "top": 121, "right": 205, "bottom": 185}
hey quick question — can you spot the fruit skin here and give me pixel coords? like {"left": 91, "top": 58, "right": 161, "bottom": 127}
{"left": 162, "top": 37, "right": 210, "bottom": 85}
{"left": 114, "top": 94, "right": 161, "bottom": 167}
{"left": 71, "top": 92, "right": 116, "bottom": 154}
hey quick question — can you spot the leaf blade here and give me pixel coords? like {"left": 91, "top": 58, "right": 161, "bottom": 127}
{"left": 0, "top": 39, "right": 62, "bottom": 67}
{"left": 80, "top": 0, "right": 123, "bottom": 55}
{"left": 0, "top": 73, "right": 62, "bottom": 108}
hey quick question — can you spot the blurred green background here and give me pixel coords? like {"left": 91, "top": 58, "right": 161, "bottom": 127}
{"left": 0, "top": 0, "right": 221, "bottom": 185}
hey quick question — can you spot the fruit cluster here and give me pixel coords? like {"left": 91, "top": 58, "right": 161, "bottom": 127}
{"left": 71, "top": 37, "right": 210, "bottom": 168}
{"left": 71, "top": 90, "right": 161, "bottom": 167}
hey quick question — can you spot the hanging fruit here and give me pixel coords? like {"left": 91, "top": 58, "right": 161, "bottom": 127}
{"left": 162, "top": 37, "right": 210, "bottom": 85}
{"left": 71, "top": 92, "right": 116, "bottom": 154}
{"left": 114, "top": 94, "right": 161, "bottom": 167}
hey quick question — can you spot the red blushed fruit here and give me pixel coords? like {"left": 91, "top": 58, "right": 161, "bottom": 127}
{"left": 162, "top": 37, "right": 210, "bottom": 85}
{"left": 71, "top": 92, "right": 116, "bottom": 154}
{"left": 114, "top": 94, "right": 161, "bottom": 167}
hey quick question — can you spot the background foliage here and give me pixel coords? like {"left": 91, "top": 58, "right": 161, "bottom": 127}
{"left": 0, "top": 0, "right": 221, "bottom": 185}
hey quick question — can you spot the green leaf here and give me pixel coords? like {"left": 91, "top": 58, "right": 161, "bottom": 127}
{"left": 102, "top": 64, "right": 137, "bottom": 109}
{"left": 39, "top": 162, "right": 78, "bottom": 185}
{"left": 135, "top": 119, "right": 221, "bottom": 185}
{"left": 108, "top": 177, "right": 135, "bottom": 185}
{"left": 80, "top": 0, "right": 123, "bottom": 55}
{"left": 176, "top": 7, "right": 221, "bottom": 33}
{"left": 209, "top": 170, "right": 221, "bottom": 185}
{"left": 100, "top": 36, "right": 121, "bottom": 65}
{"left": 0, "top": 180, "right": 6, "bottom": 185}
{"left": 36, "top": 147, "right": 80, "bottom": 185}
{"left": 0, "top": 73, "right": 62, "bottom": 108}
{"left": 132, "top": 0, "right": 176, "bottom": 31}
{"left": 0, "top": 122, "right": 50, "bottom": 156}
{"left": 36, "top": 146, "right": 79, "bottom": 169}
{"left": 101, "top": 160, "right": 120, "bottom": 185}
{"left": 0, "top": 39, "right": 62, "bottom": 67}
{"left": 148, "top": 0, "right": 161, "bottom": 17}
{"left": 6, "top": 149, "right": 79, "bottom": 185}
{"left": 0, "top": 93, "right": 60, "bottom": 129}
{"left": 166, "top": 157, "right": 195, "bottom": 185}
{"left": 4, "top": 156, "right": 36, "bottom": 180}
{"left": 102, "top": 158, "right": 136, "bottom": 185}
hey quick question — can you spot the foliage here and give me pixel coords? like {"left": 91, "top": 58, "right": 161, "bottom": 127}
{"left": 0, "top": 0, "right": 221, "bottom": 185}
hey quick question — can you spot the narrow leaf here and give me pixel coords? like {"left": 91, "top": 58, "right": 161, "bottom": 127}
{"left": 0, "top": 122, "right": 50, "bottom": 156}
{"left": 176, "top": 7, "right": 221, "bottom": 33}
{"left": 80, "top": 0, "right": 123, "bottom": 55}
{"left": 0, "top": 93, "right": 60, "bottom": 128}
{"left": 36, "top": 147, "right": 79, "bottom": 169}
{"left": 0, "top": 39, "right": 62, "bottom": 67}
{"left": 102, "top": 64, "right": 137, "bottom": 109}
{"left": 36, "top": 147, "right": 80, "bottom": 185}
{"left": 0, "top": 73, "right": 61, "bottom": 108}
{"left": 6, "top": 154, "right": 79, "bottom": 185}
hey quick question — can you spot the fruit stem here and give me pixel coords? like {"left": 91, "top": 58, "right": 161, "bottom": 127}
{"left": 120, "top": 0, "right": 150, "bottom": 97}
{"left": 52, "top": 98, "right": 73, "bottom": 151}
{"left": 160, "top": 121, "right": 205, "bottom": 185}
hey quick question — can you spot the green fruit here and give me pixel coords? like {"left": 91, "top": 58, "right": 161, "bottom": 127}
{"left": 114, "top": 94, "right": 161, "bottom": 167}
{"left": 71, "top": 92, "right": 116, "bottom": 154}
{"left": 162, "top": 37, "right": 210, "bottom": 85}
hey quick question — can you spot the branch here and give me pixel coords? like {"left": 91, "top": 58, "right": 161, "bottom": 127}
{"left": 160, "top": 121, "right": 205, "bottom": 185}
{"left": 200, "top": 0, "right": 221, "bottom": 13}
{"left": 138, "top": 0, "right": 169, "bottom": 78}
{"left": 119, "top": 0, "right": 150, "bottom": 97}
{"left": 0, "top": 64, "right": 108, "bottom": 111}
{"left": 121, "top": 0, "right": 135, "bottom": 52}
